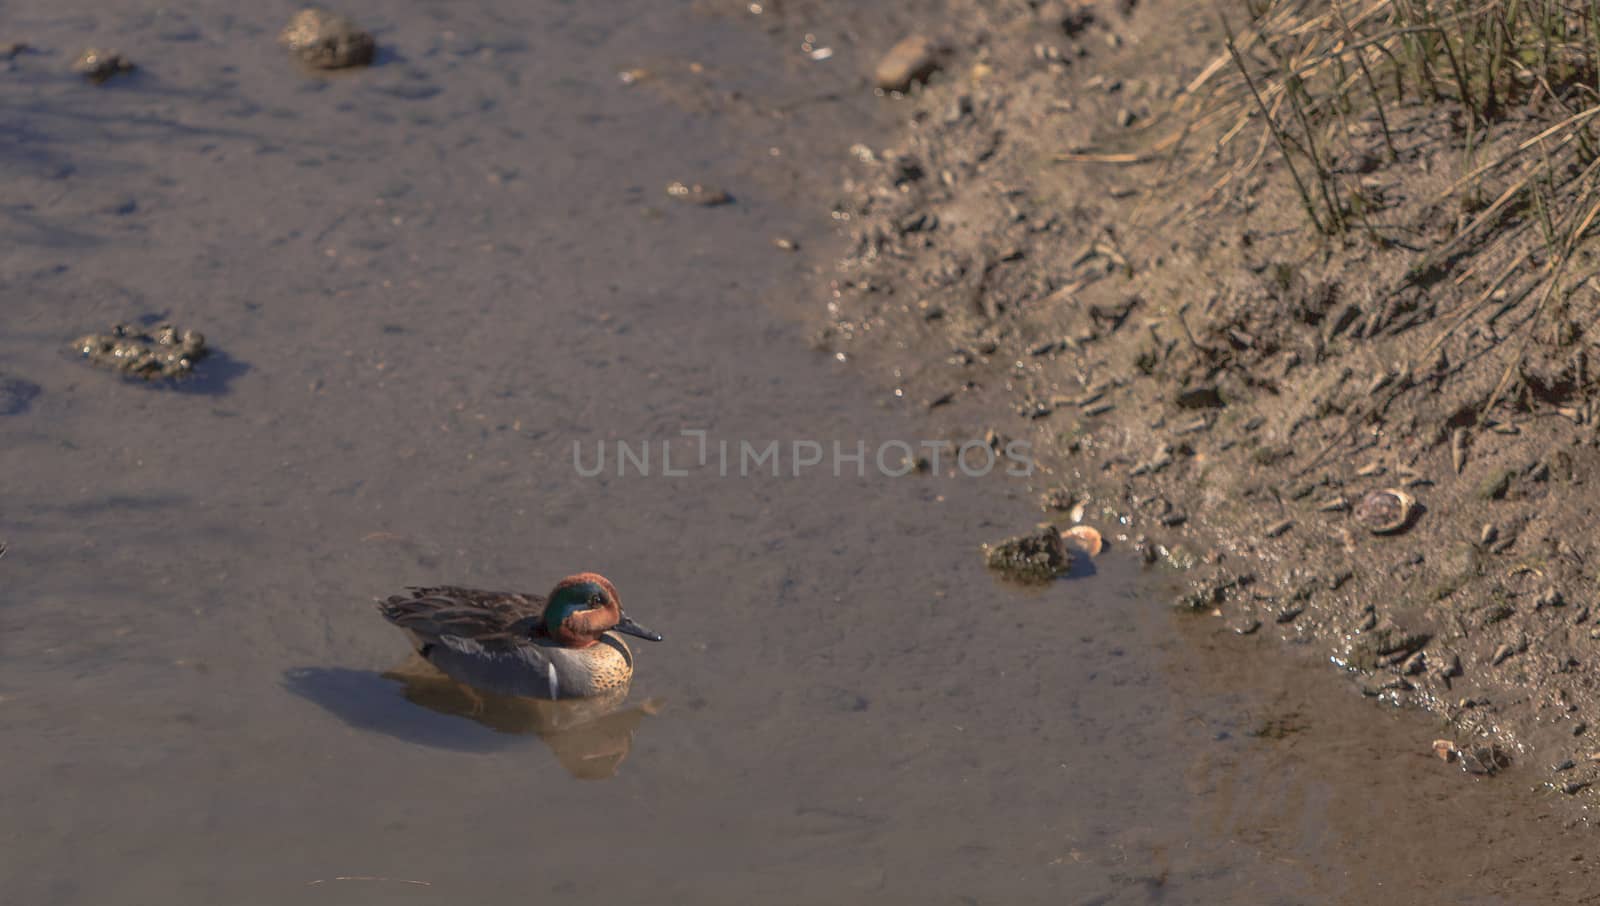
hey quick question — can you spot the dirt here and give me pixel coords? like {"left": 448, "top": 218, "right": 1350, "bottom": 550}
{"left": 70, "top": 48, "right": 134, "bottom": 84}
{"left": 982, "top": 523, "right": 1074, "bottom": 582}
{"left": 800, "top": 0, "right": 1600, "bottom": 798}
{"left": 72, "top": 322, "right": 208, "bottom": 380}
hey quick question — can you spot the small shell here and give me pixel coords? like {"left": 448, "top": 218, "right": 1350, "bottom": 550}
{"left": 1062, "top": 525, "right": 1103, "bottom": 557}
{"left": 1353, "top": 488, "right": 1416, "bottom": 535}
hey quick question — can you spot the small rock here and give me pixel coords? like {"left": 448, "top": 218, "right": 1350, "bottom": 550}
{"left": 1477, "top": 468, "right": 1515, "bottom": 501}
{"left": 1491, "top": 643, "right": 1515, "bottom": 666}
{"left": 280, "top": 9, "right": 376, "bottom": 69}
{"left": 875, "top": 35, "right": 941, "bottom": 92}
{"left": 1432, "top": 739, "right": 1458, "bottom": 762}
{"left": 772, "top": 237, "right": 799, "bottom": 251}
{"left": 72, "top": 48, "right": 134, "bottom": 83}
{"left": 666, "top": 181, "right": 732, "bottom": 206}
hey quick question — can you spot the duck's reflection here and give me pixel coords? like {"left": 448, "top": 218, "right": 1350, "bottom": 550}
{"left": 381, "top": 654, "right": 661, "bottom": 780}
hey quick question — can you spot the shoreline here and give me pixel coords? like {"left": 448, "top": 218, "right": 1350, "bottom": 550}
{"left": 776, "top": 0, "right": 1600, "bottom": 798}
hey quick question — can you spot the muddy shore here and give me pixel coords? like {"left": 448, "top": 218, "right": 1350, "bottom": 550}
{"left": 780, "top": 0, "right": 1600, "bottom": 798}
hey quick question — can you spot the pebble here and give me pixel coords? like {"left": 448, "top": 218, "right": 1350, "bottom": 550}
{"left": 875, "top": 35, "right": 941, "bottom": 92}
{"left": 280, "top": 8, "right": 376, "bottom": 69}
{"left": 1491, "top": 643, "right": 1515, "bottom": 666}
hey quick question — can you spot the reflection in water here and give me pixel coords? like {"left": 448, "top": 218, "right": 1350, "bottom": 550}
{"left": 381, "top": 655, "right": 661, "bottom": 780}
{"left": 284, "top": 657, "right": 661, "bottom": 778}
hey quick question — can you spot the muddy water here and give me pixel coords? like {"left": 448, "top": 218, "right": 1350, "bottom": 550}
{"left": 0, "top": 1, "right": 1595, "bottom": 903}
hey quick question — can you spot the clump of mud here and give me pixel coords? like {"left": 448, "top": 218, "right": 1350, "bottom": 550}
{"left": 279, "top": 9, "right": 375, "bottom": 70}
{"left": 72, "top": 323, "right": 207, "bottom": 380}
{"left": 875, "top": 35, "right": 942, "bottom": 92}
{"left": 982, "top": 524, "right": 1072, "bottom": 583}
{"left": 71, "top": 48, "right": 133, "bottom": 84}
{"left": 665, "top": 181, "right": 733, "bottom": 206}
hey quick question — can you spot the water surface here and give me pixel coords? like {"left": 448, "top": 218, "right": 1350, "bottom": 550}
{"left": 1, "top": 1, "right": 1595, "bottom": 902}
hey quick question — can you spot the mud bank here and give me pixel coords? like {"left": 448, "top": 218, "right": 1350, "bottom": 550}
{"left": 797, "top": 0, "right": 1600, "bottom": 798}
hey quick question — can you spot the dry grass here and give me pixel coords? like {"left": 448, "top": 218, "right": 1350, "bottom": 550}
{"left": 1066, "top": 0, "right": 1600, "bottom": 419}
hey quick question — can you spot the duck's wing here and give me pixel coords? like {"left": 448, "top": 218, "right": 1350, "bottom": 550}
{"left": 377, "top": 587, "right": 569, "bottom": 698}
{"left": 377, "top": 586, "right": 545, "bottom": 651}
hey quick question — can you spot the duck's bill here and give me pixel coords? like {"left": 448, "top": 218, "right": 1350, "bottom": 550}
{"left": 613, "top": 613, "right": 663, "bottom": 642}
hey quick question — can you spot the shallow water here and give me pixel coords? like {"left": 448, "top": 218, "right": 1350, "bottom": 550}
{"left": 2, "top": 1, "right": 1597, "bottom": 903}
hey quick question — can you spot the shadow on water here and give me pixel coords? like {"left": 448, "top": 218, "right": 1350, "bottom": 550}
{"left": 170, "top": 349, "right": 250, "bottom": 396}
{"left": 0, "top": 376, "right": 41, "bottom": 416}
{"left": 65, "top": 349, "right": 251, "bottom": 395}
{"left": 284, "top": 661, "right": 662, "bottom": 780}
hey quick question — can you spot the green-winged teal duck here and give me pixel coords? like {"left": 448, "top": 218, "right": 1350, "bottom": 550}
{"left": 378, "top": 572, "right": 661, "bottom": 700}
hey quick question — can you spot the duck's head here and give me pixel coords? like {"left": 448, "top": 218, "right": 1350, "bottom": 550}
{"left": 543, "top": 573, "right": 663, "bottom": 649}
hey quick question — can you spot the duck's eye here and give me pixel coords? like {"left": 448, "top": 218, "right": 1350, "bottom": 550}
{"left": 587, "top": 592, "right": 604, "bottom": 606}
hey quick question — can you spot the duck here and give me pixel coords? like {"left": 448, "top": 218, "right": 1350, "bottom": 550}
{"left": 377, "top": 572, "right": 661, "bottom": 700}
